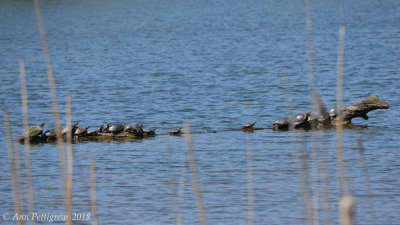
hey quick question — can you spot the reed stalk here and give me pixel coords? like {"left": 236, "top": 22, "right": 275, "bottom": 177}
{"left": 3, "top": 107, "right": 25, "bottom": 225}
{"left": 305, "top": 0, "right": 315, "bottom": 92}
{"left": 90, "top": 156, "right": 98, "bottom": 225}
{"left": 336, "top": 25, "right": 349, "bottom": 196}
{"left": 246, "top": 138, "right": 254, "bottom": 225}
{"left": 12, "top": 133, "right": 25, "bottom": 222}
{"left": 65, "top": 95, "right": 73, "bottom": 225}
{"left": 19, "top": 59, "right": 35, "bottom": 225}
{"left": 281, "top": 73, "right": 313, "bottom": 224}
{"left": 33, "top": 0, "right": 66, "bottom": 195}
{"left": 356, "top": 135, "right": 376, "bottom": 225}
{"left": 183, "top": 121, "right": 207, "bottom": 225}
{"left": 339, "top": 195, "right": 354, "bottom": 225}
{"left": 175, "top": 158, "right": 186, "bottom": 225}
{"left": 336, "top": 25, "right": 353, "bottom": 225}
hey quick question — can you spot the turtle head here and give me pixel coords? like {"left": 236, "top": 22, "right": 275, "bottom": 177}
{"left": 40, "top": 121, "right": 45, "bottom": 127}
{"left": 104, "top": 124, "right": 110, "bottom": 132}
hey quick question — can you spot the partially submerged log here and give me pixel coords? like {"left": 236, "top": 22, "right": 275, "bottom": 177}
{"left": 273, "top": 95, "right": 389, "bottom": 130}
{"left": 331, "top": 95, "right": 389, "bottom": 125}
{"left": 97, "top": 132, "right": 142, "bottom": 138}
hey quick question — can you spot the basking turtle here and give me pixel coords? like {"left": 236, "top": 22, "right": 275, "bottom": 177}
{"left": 95, "top": 123, "right": 106, "bottom": 133}
{"left": 62, "top": 122, "right": 79, "bottom": 136}
{"left": 44, "top": 128, "right": 57, "bottom": 140}
{"left": 106, "top": 123, "right": 126, "bottom": 134}
{"left": 169, "top": 128, "right": 182, "bottom": 136}
{"left": 128, "top": 123, "right": 143, "bottom": 136}
{"left": 19, "top": 121, "right": 45, "bottom": 142}
{"left": 328, "top": 107, "right": 341, "bottom": 119}
{"left": 143, "top": 127, "right": 156, "bottom": 136}
{"left": 74, "top": 126, "right": 89, "bottom": 137}
{"left": 243, "top": 121, "right": 256, "bottom": 129}
{"left": 307, "top": 114, "right": 320, "bottom": 127}
{"left": 292, "top": 112, "right": 311, "bottom": 128}
{"left": 86, "top": 129, "right": 98, "bottom": 136}
{"left": 273, "top": 119, "right": 289, "bottom": 129}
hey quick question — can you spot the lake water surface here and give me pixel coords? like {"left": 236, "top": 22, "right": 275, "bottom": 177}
{"left": 1, "top": 0, "right": 399, "bottom": 224}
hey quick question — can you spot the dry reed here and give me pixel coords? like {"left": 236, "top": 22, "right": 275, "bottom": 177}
{"left": 356, "top": 135, "right": 376, "bottom": 225}
{"left": 33, "top": 0, "right": 66, "bottom": 194}
{"left": 336, "top": 25, "right": 350, "bottom": 196}
{"left": 175, "top": 158, "right": 186, "bottom": 225}
{"left": 19, "top": 58, "right": 35, "bottom": 225}
{"left": 65, "top": 95, "right": 73, "bottom": 225}
{"left": 3, "top": 107, "right": 25, "bottom": 225}
{"left": 11, "top": 131, "right": 25, "bottom": 224}
{"left": 305, "top": 0, "right": 315, "bottom": 91}
{"left": 339, "top": 195, "right": 354, "bottom": 225}
{"left": 183, "top": 121, "right": 208, "bottom": 225}
{"left": 281, "top": 73, "right": 313, "bottom": 224}
{"left": 90, "top": 156, "right": 99, "bottom": 225}
{"left": 246, "top": 138, "right": 254, "bottom": 225}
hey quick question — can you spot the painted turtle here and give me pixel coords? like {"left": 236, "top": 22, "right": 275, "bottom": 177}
{"left": 243, "top": 121, "right": 256, "bottom": 129}
{"left": 19, "top": 121, "right": 45, "bottom": 142}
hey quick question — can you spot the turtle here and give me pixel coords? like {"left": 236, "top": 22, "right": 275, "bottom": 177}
{"left": 328, "top": 107, "right": 341, "bottom": 119}
{"left": 307, "top": 114, "right": 320, "bottom": 127}
{"left": 128, "top": 123, "right": 143, "bottom": 136}
{"left": 143, "top": 127, "right": 156, "bottom": 136}
{"left": 243, "top": 121, "right": 256, "bottom": 129}
{"left": 169, "top": 128, "right": 182, "bottom": 136}
{"left": 106, "top": 123, "right": 126, "bottom": 134}
{"left": 44, "top": 128, "right": 58, "bottom": 140}
{"left": 62, "top": 122, "right": 79, "bottom": 136}
{"left": 95, "top": 123, "right": 106, "bottom": 133}
{"left": 86, "top": 129, "right": 98, "bottom": 136}
{"left": 272, "top": 119, "right": 289, "bottom": 129}
{"left": 292, "top": 112, "right": 311, "bottom": 128}
{"left": 19, "top": 121, "right": 45, "bottom": 142}
{"left": 74, "top": 126, "right": 89, "bottom": 137}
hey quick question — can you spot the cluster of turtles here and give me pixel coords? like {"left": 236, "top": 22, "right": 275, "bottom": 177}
{"left": 273, "top": 107, "right": 340, "bottom": 129}
{"left": 18, "top": 121, "right": 258, "bottom": 143}
{"left": 19, "top": 122, "right": 161, "bottom": 142}
{"left": 17, "top": 96, "right": 388, "bottom": 143}
{"left": 17, "top": 106, "right": 344, "bottom": 143}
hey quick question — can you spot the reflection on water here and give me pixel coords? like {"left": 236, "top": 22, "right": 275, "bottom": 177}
{"left": 0, "top": 0, "right": 400, "bottom": 224}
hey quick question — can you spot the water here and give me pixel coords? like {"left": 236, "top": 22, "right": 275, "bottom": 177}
{"left": 1, "top": 0, "right": 400, "bottom": 224}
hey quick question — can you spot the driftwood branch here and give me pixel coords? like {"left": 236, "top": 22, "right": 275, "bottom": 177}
{"left": 273, "top": 95, "right": 389, "bottom": 129}
{"left": 332, "top": 95, "right": 389, "bottom": 125}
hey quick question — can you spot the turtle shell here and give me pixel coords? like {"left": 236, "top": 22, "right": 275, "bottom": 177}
{"left": 143, "top": 127, "right": 156, "bottom": 135}
{"left": 273, "top": 119, "right": 289, "bottom": 129}
{"left": 19, "top": 122, "right": 45, "bottom": 141}
{"left": 44, "top": 129, "right": 57, "bottom": 139}
{"left": 128, "top": 123, "right": 143, "bottom": 136}
{"left": 86, "top": 130, "right": 97, "bottom": 136}
{"left": 95, "top": 124, "right": 105, "bottom": 133}
{"left": 293, "top": 112, "right": 310, "bottom": 128}
{"left": 74, "top": 126, "right": 89, "bottom": 136}
{"left": 107, "top": 124, "right": 126, "bottom": 134}
{"left": 328, "top": 107, "right": 340, "bottom": 118}
{"left": 169, "top": 128, "right": 181, "bottom": 135}
{"left": 62, "top": 122, "right": 79, "bottom": 136}
{"left": 243, "top": 121, "right": 256, "bottom": 129}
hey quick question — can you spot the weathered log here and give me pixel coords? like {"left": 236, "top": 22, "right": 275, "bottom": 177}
{"left": 97, "top": 132, "right": 143, "bottom": 138}
{"left": 332, "top": 95, "right": 389, "bottom": 125}
{"left": 273, "top": 95, "right": 389, "bottom": 129}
